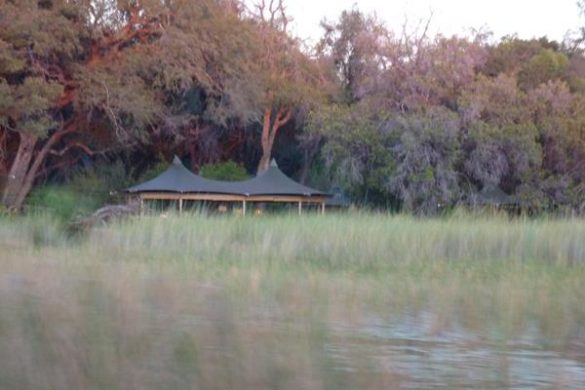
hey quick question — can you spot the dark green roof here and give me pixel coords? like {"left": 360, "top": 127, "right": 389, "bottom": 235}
{"left": 127, "top": 157, "right": 329, "bottom": 197}
{"left": 127, "top": 156, "right": 231, "bottom": 194}
{"left": 233, "top": 160, "right": 328, "bottom": 197}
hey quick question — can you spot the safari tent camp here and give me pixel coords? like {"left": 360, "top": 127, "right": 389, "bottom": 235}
{"left": 127, "top": 157, "right": 330, "bottom": 214}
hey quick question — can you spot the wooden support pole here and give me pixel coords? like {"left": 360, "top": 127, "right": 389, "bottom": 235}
{"left": 179, "top": 197, "right": 183, "bottom": 214}
{"left": 298, "top": 201, "right": 302, "bottom": 215}
{"left": 140, "top": 195, "right": 144, "bottom": 216}
{"left": 242, "top": 200, "right": 247, "bottom": 216}
{"left": 321, "top": 202, "right": 326, "bottom": 215}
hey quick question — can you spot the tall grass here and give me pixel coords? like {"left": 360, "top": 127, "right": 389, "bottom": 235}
{"left": 1, "top": 212, "right": 584, "bottom": 388}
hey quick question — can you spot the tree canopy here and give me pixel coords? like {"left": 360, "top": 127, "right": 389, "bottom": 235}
{"left": 2, "top": 0, "right": 585, "bottom": 214}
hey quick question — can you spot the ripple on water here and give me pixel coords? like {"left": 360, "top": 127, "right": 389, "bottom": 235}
{"left": 326, "top": 312, "right": 585, "bottom": 389}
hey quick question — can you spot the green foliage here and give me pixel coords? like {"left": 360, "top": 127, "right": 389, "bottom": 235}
{"left": 459, "top": 74, "right": 531, "bottom": 125}
{"left": 69, "top": 160, "right": 135, "bottom": 203}
{"left": 308, "top": 103, "right": 398, "bottom": 205}
{"left": 310, "top": 104, "right": 463, "bottom": 212}
{"left": 199, "top": 160, "right": 249, "bottom": 181}
{"left": 483, "top": 37, "right": 544, "bottom": 77}
{"left": 518, "top": 49, "right": 569, "bottom": 90}
{"left": 26, "top": 160, "right": 135, "bottom": 220}
{"left": 308, "top": 24, "right": 585, "bottom": 212}
{"left": 0, "top": 1, "right": 80, "bottom": 137}
{"left": 137, "top": 159, "right": 171, "bottom": 182}
{"left": 0, "top": 77, "right": 63, "bottom": 138}
{"left": 26, "top": 185, "right": 90, "bottom": 221}
{"left": 0, "top": 39, "right": 25, "bottom": 74}
{"left": 76, "top": 56, "right": 163, "bottom": 141}
{"left": 389, "top": 108, "right": 462, "bottom": 213}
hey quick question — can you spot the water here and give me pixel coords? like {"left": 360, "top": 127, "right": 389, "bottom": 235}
{"left": 1, "top": 273, "right": 584, "bottom": 389}
{"left": 183, "top": 295, "right": 585, "bottom": 389}
{"left": 323, "top": 312, "right": 585, "bottom": 389}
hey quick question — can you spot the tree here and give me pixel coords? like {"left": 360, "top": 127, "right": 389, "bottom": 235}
{"left": 77, "top": 0, "right": 259, "bottom": 169}
{"left": 518, "top": 48, "right": 569, "bottom": 90}
{"left": 0, "top": 0, "right": 86, "bottom": 210}
{"left": 482, "top": 37, "right": 546, "bottom": 77}
{"left": 3, "top": 1, "right": 585, "bottom": 215}
{"left": 379, "top": 34, "right": 487, "bottom": 112}
{"left": 248, "top": 0, "right": 327, "bottom": 172}
{"left": 570, "top": 0, "right": 585, "bottom": 53}
{"left": 525, "top": 80, "right": 585, "bottom": 208}
{"left": 0, "top": 0, "right": 258, "bottom": 209}
{"left": 317, "top": 8, "right": 388, "bottom": 104}
{"left": 459, "top": 74, "right": 542, "bottom": 195}
{"left": 308, "top": 102, "right": 398, "bottom": 205}
{"left": 387, "top": 108, "right": 461, "bottom": 214}
{"left": 0, "top": 0, "right": 171, "bottom": 210}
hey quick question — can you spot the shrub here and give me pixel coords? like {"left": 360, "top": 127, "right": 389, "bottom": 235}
{"left": 199, "top": 160, "right": 249, "bottom": 181}
{"left": 26, "top": 160, "right": 136, "bottom": 220}
{"left": 26, "top": 185, "right": 90, "bottom": 221}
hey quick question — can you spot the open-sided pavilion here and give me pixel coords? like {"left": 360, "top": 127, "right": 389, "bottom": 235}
{"left": 127, "top": 157, "right": 331, "bottom": 215}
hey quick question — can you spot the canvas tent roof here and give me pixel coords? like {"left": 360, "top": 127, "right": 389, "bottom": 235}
{"left": 127, "top": 156, "right": 231, "bottom": 194}
{"left": 230, "top": 160, "right": 328, "bottom": 197}
{"left": 127, "top": 157, "right": 329, "bottom": 197}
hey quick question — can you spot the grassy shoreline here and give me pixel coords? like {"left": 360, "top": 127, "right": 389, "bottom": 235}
{"left": 1, "top": 213, "right": 584, "bottom": 388}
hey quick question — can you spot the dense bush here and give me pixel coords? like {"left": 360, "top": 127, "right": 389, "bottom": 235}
{"left": 199, "top": 161, "right": 249, "bottom": 181}
{"left": 26, "top": 185, "right": 92, "bottom": 221}
{"left": 26, "top": 160, "right": 137, "bottom": 220}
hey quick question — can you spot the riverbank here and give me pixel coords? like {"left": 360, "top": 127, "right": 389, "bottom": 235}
{"left": 1, "top": 213, "right": 584, "bottom": 388}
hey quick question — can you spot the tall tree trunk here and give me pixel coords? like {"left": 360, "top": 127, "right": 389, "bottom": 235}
{"left": 1, "top": 123, "right": 76, "bottom": 211}
{"left": 1, "top": 133, "right": 38, "bottom": 210}
{"left": 258, "top": 108, "right": 274, "bottom": 172}
{"left": 257, "top": 106, "right": 292, "bottom": 173}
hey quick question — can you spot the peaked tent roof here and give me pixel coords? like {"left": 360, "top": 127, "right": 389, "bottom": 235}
{"left": 127, "top": 157, "right": 330, "bottom": 197}
{"left": 232, "top": 160, "right": 329, "bottom": 197}
{"left": 127, "top": 156, "right": 230, "bottom": 194}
